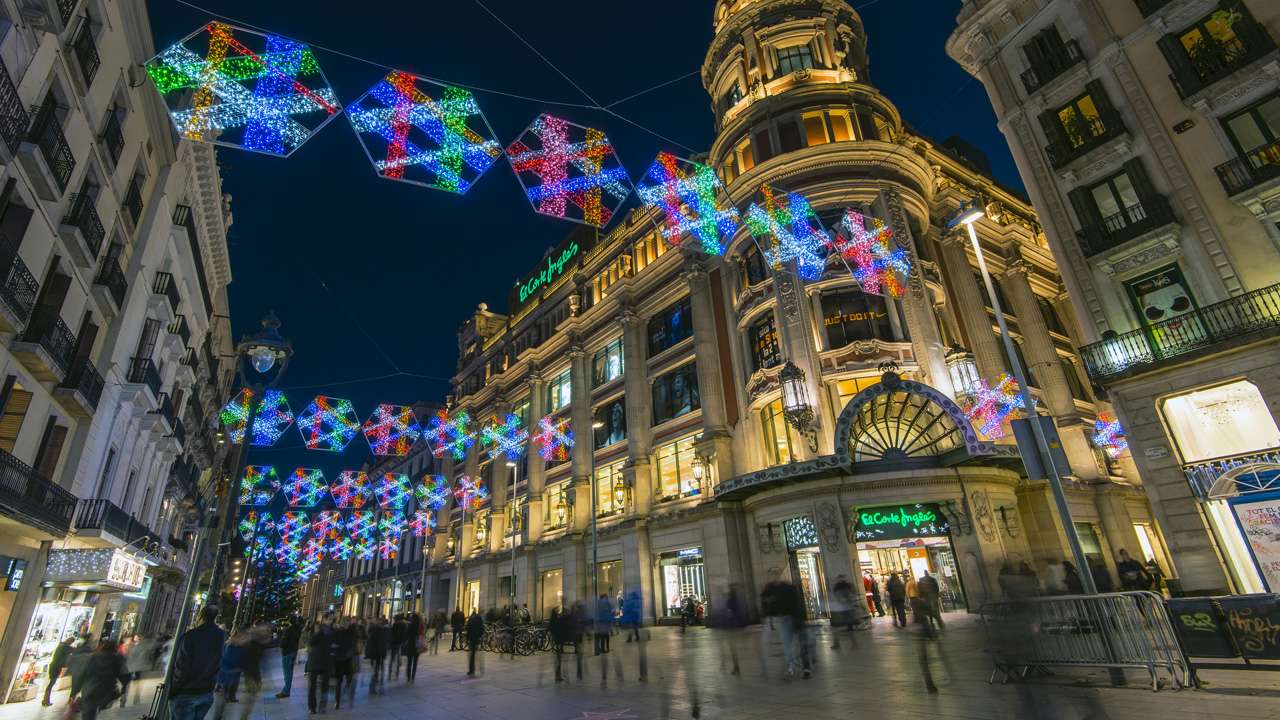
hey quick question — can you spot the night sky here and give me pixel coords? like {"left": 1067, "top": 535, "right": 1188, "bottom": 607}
{"left": 146, "top": 0, "right": 1019, "bottom": 472}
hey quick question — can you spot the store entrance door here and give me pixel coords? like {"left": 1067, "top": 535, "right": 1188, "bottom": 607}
{"left": 792, "top": 549, "right": 827, "bottom": 619}
{"left": 854, "top": 503, "right": 968, "bottom": 611}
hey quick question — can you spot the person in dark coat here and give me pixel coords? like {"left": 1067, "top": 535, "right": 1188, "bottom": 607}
{"left": 465, "top": 610, "right": 485, "bottom": 677}
{"left": 169, "top": 606, "right": 226, "bottom": 720}
{"left": 1063, "top": 560, "right": 1084, "bottom": 594}
{"left": 549, "top": 608, "right": 572, "bottom": 682}
{"left": 66, "top": 637, "right": 94, "bottom": 703}
{"left": 388, "top": 615, "right": 405, "bottom": 680}
{"left": 449, "top": 608, "right": 466, "bottom": 651}
{"left": 305, "top": 618, "right": 335, "bottom": 714}
{"left": 330, "top": 620, "right": 356, "bottom": 708}
{"left": 75, "top": 639, "right": 125, "bottom": 720}
{"left": 1117, "top": 549, "right": 1153, "bottom": 591}
{"left": 42, "top": 636, "right": 74, "bottom": 706}
{"left": 364, "top": 618, "right": 389, "bottom": 695}
{"left": 402, "top": 614, "right": 423, "bottom": 684}
{"left": 276, "top": 616, "right": 303, "bottom": 698}
{"left": 886, "top": 573, "right": 907, "bottom": 628}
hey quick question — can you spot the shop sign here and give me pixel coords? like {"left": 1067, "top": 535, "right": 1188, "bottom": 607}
{"left": 46, "top": 549, "right": 146, "bottom": 591}
{"left": 855, "top": 503, "right": 950, "bottom": 541}
{"left": 1230, "top": 495, "right": 1280, "bottom": 593}
{"left": 676, "top": 547, "right": 702, "bottom": 559}
{"left": 510, "top": 227, "right": 594, "bottom": 313}
{"left": 106, "top": 551, "right": 146, "bottom": 591}
{"left": 5, "top": 558, "right": 25, "bottom": 591}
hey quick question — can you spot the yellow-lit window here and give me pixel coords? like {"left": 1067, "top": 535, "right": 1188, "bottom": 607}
{"left": 1057, "top": 94, "right": 1103, "bottom": 148}
{"left": 829, "top": 111, "right": 854, "bottom": 142}
{"left": 473, "top": 509, "right": 489, "bottom": 548}
{"left": 595, "top": 459, "right": 626, "bottom": 516}
{"left": 544, "top": 481, "right": 569, "bottom": 529}
{"left": 736, "top": 138, "right": 755, "bottom": 173}
{"left": 760, "top": 399, "right": 799, "bottom": 466}
{"left": 655, "top": 434, "right": 701, "bottom": 501}
{"left": 634, "top": 231, "right": 667, "bottom": 273}
{"left": 722, "top": 157, "right": 738, "bottom": 185}
{"left": 835, "top": 375, "right": 891, "bottom": 412}
{"left": 802, "top": 113, "right": 828, "bottom": 146}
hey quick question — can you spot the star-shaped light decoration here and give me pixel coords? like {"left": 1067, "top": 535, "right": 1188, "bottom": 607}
{"left": 416, "top": 474, "right": 451, "bottom": 510}
{"left": 378, "top": 511, "right": 405, "bottom": 559}
{"left": 408, "top": 509, "right": 436, "bottom": 537}
{"left": 636, "top": 151, "right": 738, "bottom": 256}
{"left": 362, "top": 404, "right": 422, "bottom": 457}
{"left": 533, "top": 415, "right": 573, "bottom": 462}
{"left": 481, "top": 412, "right": 529, "bottom": 462}
{"left": 219, "top": 388, "right": 255, "bottom": 444}
{"left": 239, "top": 465, "right": 281, "bottom": 506}
{"left": 829, "top": 208, "right": 911, "bottom": 298}
{"left": 250, "top": 389, "right": 295, "bottom": 446}
{"left": 296, "top": 395, "right": 361, "bottom": 451}
{"left": 744, "top": 186, "right": 828, "bottom": 281}
{"left": 329, "top": 470, "right": 370, "bottom": 509}
{"left": 453, "top": 475, "right": 489, "bottom": 512}
{"left": 284, "top": 468, "right": 328, "bottom": 507}
{"left": 1092, "top": 413, "right": 1128, "bottom": 459}
{"left": 425, "top": 409, "right": 477, "bottom": 461}
{"left": 962, "top": 374, "right": 1026, "bottom": 440}
{"left": 374, "top": 472, "right": 413, "bottom": 509}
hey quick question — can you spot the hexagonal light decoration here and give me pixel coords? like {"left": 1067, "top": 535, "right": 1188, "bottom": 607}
{"left": 296, "top": 395, "right": 360, "bottom": 451}
{"left": 145, "top": 21, "right": 342, "bottom": 157}
{"left": 346, "top": 71, "right": 502, "bottom": 194}
{"left": 362, "top": 404, "right": 422, "bottom": 457}
{"left": 251, "top": 389, "right": 295, "bottom": 446}
{"left": 505, "top": 113, "right": 631, "bottom": 227}
{"left": 284, "top": 468, "right": 328, "bottom": 506}
{"left": 239, "top": 465, "right": 281, "bottom": 506}
{"left": 329, "top": 470, "right": 370, "bottom": 509}
{"left": 374, "top": 472, "right": 412, "bottom": 510}
{"left": 636, "top": 151, "right": 739, "bottom": 256}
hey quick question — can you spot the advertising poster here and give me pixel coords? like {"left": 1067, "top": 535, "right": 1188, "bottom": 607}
{"left": 1231, "top": 494, "right": 1280, "bottom": 592}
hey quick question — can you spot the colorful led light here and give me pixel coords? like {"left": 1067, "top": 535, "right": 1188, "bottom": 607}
{"left": 329, "top": 470, "right": 370, "bottom": 509}
{"left": 219, "top": 388, "right": 255, "bottom": 444}
{"left": 636, "top": 151, "right": 738, "bottom": 256}
{"left": 251, "top": 389, "right": 295, "bottom": 446}
{"left": 328, "top": 534, "right": 352, "bottom": 561}
{"left": 415, "top": 475, "right": 451, "bottom": 510}
{"left": 378, "top": 511, "right": 405, "bottom": 559}
{"left": 962, "top": 374, "right": 1026, "bottom": 440}
{"left": 1092, "top": 413, "right": 1129, "bottom": 459}
{"left": 347, "top": 510, "right": 377, "bottom": 560}
{"left": 744, "top": 186, "right": 828, "bottom": 281}
{"left": 245, "top": 513, "right": 275, "bottom": 560}
{"left": 830, "top": 209, "right": 911, "bottom": 298}
{"left": 146, "top": 22, "right": 340, "bottom": 157}
{"left": 301, "top": 537, "right": 326, "bottom": 562}
{"left": 362, "top": 404, "right": 422, "bottom": 457}
{"left": 296, "top": 395, "right": 361, "bottom": 451}
{"left": 533, "top": 415, "right": 573, "bottom": 462}
{"left": 374, "top": 472, "right": 413, "bottom": 509}
{"left": 506, "top": 114, "right": 630, "bottom": 227}
{"left": 425, "top": 409, "right": 476, "bottom": 461}
{"left": 239, "top": 465, "right": 281, "bottom": 506}
{"left": 347, "top": 71, "right": 502, "bottom": 193}
{"left": 453, "top": 475, "right": 489, "bottom": 512}
{"left": 481, "top": 413, "right": 529, "bottom": 462}
{"left": 408, "top": 509, "right": 436, "bottom": 537}
{"left": 311, "top": 510, "right": 341, "bottom": 539}
{"left": 284, "top": 468, "right": 328, "bottom": 506}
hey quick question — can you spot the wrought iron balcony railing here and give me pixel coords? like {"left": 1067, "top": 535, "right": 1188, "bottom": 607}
{"left": 69, "top": 20, "right": 99, "bottom": 86}
{"left": 168, "top": 314, "right": 191, "bottom": 347}
{"left": 153, "top": 271, "right": 180, "bottom": 313}
{"left": 99, "top": 111, "right": 124, "bottom": 166}
{"left": 1045, "top": 107, "right": 1126, "bottom": 169}
{"left": 127, "top": 356, "right": 161, "bottom": 398}
{"left": 60, "top": 357, "right": 103, "bottom": 410}
{"left": 93, "top": 256, "right": 126, "bottom": 308}
{"left": 27, "top": 103, "right": 75, "bottom": 193}
{"left": 21, "top": 314, "right": 77, "bottom": 378}
{"left": 1076, "top": 194, "right": 1176, "bottom": 256}
{"left": 0, "top": 57, "right": 27, "bottom": 154}
{"left": 1166, "top": 18, "right": 1276, "bottom": 99}
{"left": 0, "top": 237, "right": 38, "bottom": 328}
{"left": 1079, "top": 282, "right": 1280, "bottom": 381}
{"left": 0, "top": 447, "right": 75, "bottom": 535}
{"left": 63, "top": 191, "right": 105, "bottom": 259}
{"left": 1020, "top": 39, "right": 1083, "bottom": 94}
{"left": 1214, "top": 138, "right": 1280, "bottom": 196}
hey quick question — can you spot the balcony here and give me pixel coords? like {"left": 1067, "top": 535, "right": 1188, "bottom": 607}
{"left": 92, "top": 255, "right": 126, "bottom": 311}
{"left": 123, "top": 176, "right": 144, "bottom": 229}
{"left": 60, "top": 191, "right": 105, "bottom": 267}
{"left": 152, "top": 271, "right": 180, "bottom": 315}
{"left": 1079, "top": 282, "right": 1280, "bottom": 382}
{"left": 1021, "top": 39, "right": 1084, "bottom": 95}
{"left": 167, "top": 314, "right": 191, "bottom": 348}
{"left": 1045, "top": 107, "right": 1127, "bottom": 170}
{"left": 14, "top": 313, "right": 77, "bottom": 381}
{"left": 1076, "top": 194, "right": 1177, "bottom": 257}
{"left": 1214, "top": 138, "right": 1280, "bottom": 196}
{"left": 1166, "top": 14, "right": 1277, "bottom": 100}
{"left": 56, "top": 0, "right": 78, "bottom": 25}
{"left": 19, "top": 103, "right": 75, "bottom": 200}
{"left": 0, "top": 57, "right": 28, "bottom": 155}
{"left": 126, "top": 356, "right": 161, "bottom": 400}
{"left": 0, "top": 447, "right": 75, "bottom": 536}
{"left": 0, "top": 242, "right": 38, "bottom": 333}
{"left": 71, "top": 498, "right": 159, "bottom": 547}
{"left": 55, "top": 357, "right": 103, "bottom": 417}
{"left": 154, "top": 391, "right": 176, "bottom": 431}
{"left": 68, "top": 20, "right": 99, "bottom": 87}
{"left": 99, "top": 111, "right": 123, "bottom": 167}
{"left": 1183, "top": 447, "right": 1280, "bottom": 499}
{"left": 1133, "top": 0, "right": 1173, "bottom": 16}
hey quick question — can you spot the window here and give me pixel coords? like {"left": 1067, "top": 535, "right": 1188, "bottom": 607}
{"left": 652, "top": 363, "right": 700, "bottom": 426}
{"left": 754, "top": 129, "right": 774, "bottom": 163}
{"left": 94, "top": 447, "right": 117, "bottom": 497}
{"left": 0, "top": 377, "right": 31, "bottom": 454}
{"left": 743, "top": 243, "right": 770, "bottom": 285}
{"left": 833, "top": 375, "right": 883, "bottom": 412}
{"left": 594, "top": 396, "right": 627, "bottom": 448}
{"left": 1223, "top": 93, "right": 1280, "bottom": 166}
{"left": 722, "top": 84, "right": 742, "bottom": 110}
{"left": 632, "top": 230, "right": 669, "bottom": 274}
{"left": 1161, "top": 380, "right": 1280, "bottom": 463}
{"left": 1054, "top": 91, "right": 1107, "bottom": 149}
{"left": 648, "top": 297, "right": 694, "bottom": 355}
{"left": 735, "top": 138, "right": 755, "bottom": 174}
{"left": 1088, "top": 170, "right": 1141, "bottom": 225}
{"left": 778, "top": 120, "right": 803, "bottom": 153}
{"left": 749, "top": 313, "right": 781, "bottom": 372}
{"left": 760, "top": 399, "right": 799, "bottom": 465}
{"left": 124, "top": 171, "right": 144, "bottom": 226}
{"left": 135, "top": 317, "right": 162, "bottom": 360}
{"left": 1176, "top": 10, "right": 1248, "bottom": 79}
{"left": 776, "top": 45, "right": 815, "bottom": 75}
{"left": 1060, "top": 358, "right": 1090, "bottom": 402}
{"left": 829, "top": 110, "right": 854, "bottom": 142}
{"left": 592, "top": 338, "right": 624, "bottom": 386}
{"left": 1012, "top": 342, "right": 1039, "bottom": 388}
{"left": 544, "top": 481, "right": 569, "bottom": 529}
{"left": 546, "top": 369, "right": 571, "bottom": 412}
{"left": 121, "top": 470, "right": 137, "bottom": 510}
{"left": 820, "top": 290, "right": 895, "bottom": 349}
{"left": 802, "top": 113, "right": 828, "bottom": 146}
{"left": 1039, "top": 298, "right": 1068, "bottom": 336}
{"left": 595, "top": 459, "right": 626, "bottom": 516}
{"left": 655, "top": 435, "right": 701, "bottom": 500}
{"left": 1073, "top": 522, "right": 1104, "bottom": 563}
{"left": 592, "top": 254, "right": 632, "bottom": 303}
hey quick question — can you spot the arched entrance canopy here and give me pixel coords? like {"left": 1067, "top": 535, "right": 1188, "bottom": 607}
{"left": 1207, "top": 463, "right": 1280, "bottom": 499}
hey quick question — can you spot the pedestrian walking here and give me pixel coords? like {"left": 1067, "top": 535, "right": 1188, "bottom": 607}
{"left": 465, "top": 610, "right": 485, "bottom": 677}
{"left": 1117, "top": 549, "right": 1152, "bottom": 591}
{"left": 364, "top": 618, "right": 389, "bottom": 695}
{"left": 886, "top": 572, "right": 907, "bottom": 628}
{"left": 403, "top": 614, "right": 424, "bottom": 683}
{"left": 429, "top": 612, "right": 444, "bottom": 655}
{"left": 305, "top": 617, "right": 335, "bottom": 715}
{"left": 276, "top": 616, "right": 302, "bottom": 698}
{"left": 209, "top": 629, "right": 245, "bottom": 720}
{"left": 42, "top": 636, "right": 74, "bottom": 706}
{"left": 680, "top": 595, "right": 697, "bottom": 633}
{"left": 1062, "top": 560, "right": 1084, "bottom": 595}
{"left": 865, "top": 572, "right": 885, "bottom": 617}
{"left": 122, "top": 635, "right": 153, "bottom": 707}
{"left": 449, "top": 608, "right": 466, "bottom": 651}
{"left": 760, "top": 568, "right": 808, "bottom": 678}
{"left": 388, "top": 615, "right": 405, "bottom": 680}
{"left": 234, "top": 623, "right": 268, "bottom": 720}
{"left": 331, "top": 619, "right": 356, "bottom": 708}
{"left": 716, "top": 584, "right": 748, "bottom": 675}
{"left": 168, "top": 605, "right": 226, "bottom": 720}
{"left": 66, "top": 636, "right": 94, "bottom": 706}
{"left": 622, "top": 590, "right": 642, "bottom": 643}
{"left": 75, "top": 639, "right": 125, "bottom": 720}
{"left": 594, "top": 594, "right": 612, "bottom": 656}
{"left": 549, "top": 608, "right": 572, "bottom": 683}
{"left": 917, "top": 571, "right": 945, "bottom": 636}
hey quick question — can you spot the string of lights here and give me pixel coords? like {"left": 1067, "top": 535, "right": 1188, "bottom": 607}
{"left": 830, "top": 208, "right": 911, "bottom": 299}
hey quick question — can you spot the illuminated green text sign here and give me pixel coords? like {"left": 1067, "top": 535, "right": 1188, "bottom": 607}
{"left": 854, "top": 503, "right": 949, "bottom": 541}
{"left": 518, "top": 241, "right": 580, "bottom": 305}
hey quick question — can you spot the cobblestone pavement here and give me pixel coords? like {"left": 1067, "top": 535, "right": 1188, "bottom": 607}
{"left": 6, "top": 614, "right": 1280, "bottom": 720}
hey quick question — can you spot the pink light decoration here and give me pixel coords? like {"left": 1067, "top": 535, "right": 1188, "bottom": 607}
{"left": 329, "top": 470, "right": 371, "bottom": 509}
{"left": 378, "top": 511, "right": 404, "bottom": 559}
{"left": 362, "top": 404, "right": 422, "bottom": 457}
{"left": 533, "top": 415, "right": 573, "bottom": 462}
{"left": 348, "top": 510, "right": 377, "bottom": 560}
{"left": 1092, "top": 413, "right": 1129, "bottom": 459}
{"left": 296, "top": 395, "right": 361, "bottom": 451}
{"left": 279, "top": 511, "right": 310, "bottom": 545}
{"left": 374, "top": 472, "right": 413, "bottom": 509}
{"left": 452, "top": 475, "right": 489, "bottom": 511}
{"left": 239, "top": 465, "right": 281, "bottom": 506}
{"left": 311, "top": 511, "right": 341, "bottom": 538}
{"left": 284, "top": 468, "right": 328, "bottom": 506}
{"left": 635, "top": 151, "right": 738, "bottom": 256}
{"left": 829, "top": 208, "right": 911, "bottom": 298}
{"left": 962, "top": 374, "right": 1026, "bottom": 440}
{"left": 408, "top": 509, "right": 435, "bottom": 537}
{"left": 219, "top": 388, "right": 255, "bottom": 443}
{"left": 506, "top": 113, "right": 631, "bottom": 227}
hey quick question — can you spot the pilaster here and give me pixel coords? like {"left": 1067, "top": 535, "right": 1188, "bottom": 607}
{"left": 939, "top": 231, "right": 1006, "bottom": 383}
{"left": 619, "top": 304, "right": 654, "bottom": 515}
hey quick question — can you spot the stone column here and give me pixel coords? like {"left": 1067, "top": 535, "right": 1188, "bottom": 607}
{"left": 684, "top": 259, "right": 737, "bottom": 477}
{"left": 1002, "top": 257, "right": 1102, "bottom": 480}
{"left": 487, "top": 401, "right": 512, "bottom": 553}
{"left": 568, "top": 337, "right": 592, "bottom": 532}
{"left": 526, "top": 371, "right": 547, "bottom": 542}
{"left": 619, "top": 305, "right": 654, "bottom": 514}
{"left": 770, "top": 260, "right": 824, "bottom": 460}
{"left": 939, "top": 232, "right": 1006, "bottom": 382}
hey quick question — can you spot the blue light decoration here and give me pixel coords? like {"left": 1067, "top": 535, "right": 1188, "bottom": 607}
{"left": 506, "top": 113, "right": 631, "bottom": 228}
{"left": 415, "top": 474, "right": 451, "bottom": 510}
{"left": 347, "top": 511, "right": 377, "bottom": 560}
{"left": 244, "top": 513, "right": 275, "bottom": 561}
{"left": 219, "top": 388, "right": 255, "bottom": 444}
{"left": 425, "top": 409, "right": 476, "bottom": 461}
{"left": 284, "top": 468, "right": 328, "bottom": 506}
{"left": 251, "top": 389, "right": 295, "bottom": 446}
{"left": 333, "top": 583, "right": 344, "bottom": 598}
{"left": 362, "top": 404, "right": 422, "bottom": 457}
{"left": 239, "top": 465, "right": 281, "bottom": 506}
{"left": 533, "top": 415, "right": 573, "bottom": 462}
{"left": 1092, "top": 413, "right": 1129, "bottom": 459}
{"left": 962, "top": 374, "right": 1026, "bottom": 440}
{"left": 297, "top": 395, "right": 361, "bottom": 452}
{"left": 374, "top": 472, "right": 413, "bottom": 509}
{"left": 636, "top": 151, "right": 738, "bottom": 256}
{"left": 408, "top": 509, "right": 436, "bottom": 537}
{"left": 378, "top": 511, "right": 405, "bottom": 559}
{"left": 329, "top": 470, "right": 370, "bottom": 509}
{"left": 301, "top": 537, "right": 326, "bottom": 563}
{"left": 347, "top": 70, "right": 502, "bottom": 193}
{"left": 295, "top": 556, "right": 321, "bottom": 582}
{"left": 453, "top": 475, "right": 489, "bottom": 512}
{"left": 146, "top": 22, "right": 341, "bottom": 157}
{"left": 328, "top": 534, "right": 352, "bottom": 561}
{"left": 311, "top": 510, "right": 341, "bottom": 541}
{"left": 744, "top": 186, "right": 828, "bottom": 281}
{"left": 481, "top": 413, "right": 529, "bottom": 462}
{"left": 830, "top": 208, "right": 911, "bottom": 298}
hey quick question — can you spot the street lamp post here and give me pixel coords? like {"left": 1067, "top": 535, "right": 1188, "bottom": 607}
{"left": 590, "top": 417, "right": 604, "bottom": 608}
{"left": 948, "top": 201, "right": 1097, "bottom": 594}
{"left": 507, "top": 460, "right": 519, "bottom": 620}
{"left": 780, "top": 361, "right": 819, "bottom": 453}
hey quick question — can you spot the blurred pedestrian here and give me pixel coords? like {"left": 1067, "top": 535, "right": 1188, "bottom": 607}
{"left": 594, "top": 594, "right": 612, "bottom": 656}
{"left": 43, "top": 636, "right": 73, "bottom": 706}
{"left": 235, "top": 623, "right": 269, "bottom": 720}
{"left": 449, "top": 608, "right": 466, "bottom": 651}
{"left": 169, "top": 606, "right": 224, "bottom": 720}
{"left": 1117, "top": 549, "right": 1152, "bottom": 591}
{"left": 1062, "top": 560, "right": 1084, "bottom": 594}
{"left": 716, "top": 584, "right": 748, "bottom": 675}
{"left": 404, "top": 614, "right": 424, "bottom": 683}
{"left": 388, "top": 615, "right": 405, "bottom": 680}
{"left": 549, "top": 608, "right": 571, "bottom": 683}
{"left": 276, "top": 616, "right": 302, "bottom": 699}
{"left": 331, "top": 618, "right": 356, "bottom": 707}
{"left": 364, "top": 617, "right": 388, "bottom": 695}
{"left": 886, "top": 572, "right": 907, "bottom": 628}
{"left": 465, "top": 610, "right": 485, "bottom": 677}
{"left": 305, "top": 616, "right": 334, "bottom": 714}
{"left": 209, "top": 629, "right": 244, "bottom": 720}
{"left": 76, "top": 639, "right": 125, "bottom": 720}
{"left": 622, "top": 590, "right": 642, "bottom": 643}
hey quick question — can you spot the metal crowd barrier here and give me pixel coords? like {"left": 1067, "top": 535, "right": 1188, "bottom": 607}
{"left": 979, "top": 591, "right": 1191, "bottom": 691}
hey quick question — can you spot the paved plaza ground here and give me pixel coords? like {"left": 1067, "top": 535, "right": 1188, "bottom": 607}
{"left": 6, "top": 614, "right": 1280, "bottom": 720}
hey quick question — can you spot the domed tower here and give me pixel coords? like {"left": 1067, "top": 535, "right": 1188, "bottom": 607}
{"left": 704, "top": 0, "right": 954, "bottom": 456}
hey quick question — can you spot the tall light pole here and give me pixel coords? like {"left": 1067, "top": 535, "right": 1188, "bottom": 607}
{"left": 506, "top": 460, "right": 518, "bottom": 619}
{"left": 590, "top": 417, "right": 604, "bottom": 606}
{"left": 949, "top": 201, "right": 1096, "bottom": 594}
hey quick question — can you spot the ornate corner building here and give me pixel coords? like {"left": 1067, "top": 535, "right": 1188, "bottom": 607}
{"left": 949, "top": 0, "right": 1280, "bottom": 595}
{"left": 351, "top": 0, "right": 1168, "bottom": 624}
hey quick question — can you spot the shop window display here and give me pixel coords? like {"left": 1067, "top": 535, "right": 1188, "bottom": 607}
{"left": 8, "top": 600, "right": 95, "bottom": 702}
{"left": 658, "top": 548, "right": 706, "bottom": 620}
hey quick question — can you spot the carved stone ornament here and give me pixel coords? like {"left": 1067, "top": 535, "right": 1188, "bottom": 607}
{"left": 971, "top": 489, "right": 997, "bottom": 543}
{"left": 1093, "top": 225, "right": 1182, "bottom": 279}
{"left": 1058, "top": 135, "right": 1133, "bottom": 186}
{"left": 816, "top": 500, "right": 843, "bottom": 553}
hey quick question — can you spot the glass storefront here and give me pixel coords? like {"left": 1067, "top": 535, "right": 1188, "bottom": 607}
{"left": 854, "top": 503, "right": 967, "bottom": 612}
{"left": 658, "top": 548, "right": 706, "bottom": 619}
{"left": 595, "top": 560, "right": 622, "bottom": 601}
{"left": 464, "top": 580, "right": 481, "bottom": 615}
{"left": 540, "top": 569, "right": 563, "bottom": 617}
{"left": 7, "top": 598, "right": 95, "bottom": 703}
